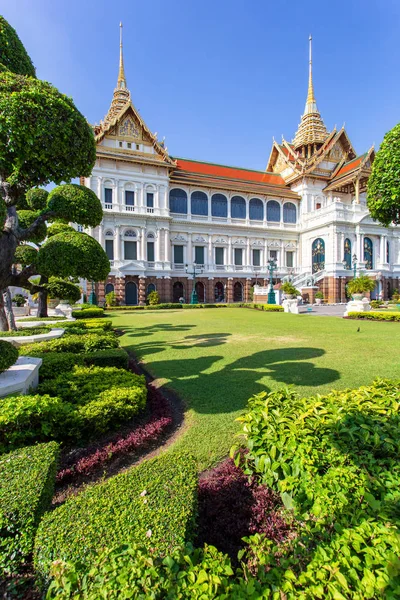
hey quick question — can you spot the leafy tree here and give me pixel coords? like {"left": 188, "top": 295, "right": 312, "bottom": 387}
{"left": 367, "top": 123, "right": 400, "bottom": 226}
{"left": 0, "top": 17, "right": 107, "bottom": 330}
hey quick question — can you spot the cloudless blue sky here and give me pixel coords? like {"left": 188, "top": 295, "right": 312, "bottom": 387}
{"left": 2, "top": 0, "right": 400, "bottom": 170}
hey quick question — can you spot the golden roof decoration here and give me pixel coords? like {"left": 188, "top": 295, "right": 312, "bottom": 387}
{"left": 292, "top": 36, "right": 329, "bottom": 149}
{"left": 102, "top": 22, "right": 131, "bottom": 128}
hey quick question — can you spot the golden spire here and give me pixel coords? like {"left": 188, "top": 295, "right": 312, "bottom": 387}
{"left": 118, "top": 22, "right": 127, "bottom": 89}
{"left": 292, "top": 35, "right": 328, "bottom": 151}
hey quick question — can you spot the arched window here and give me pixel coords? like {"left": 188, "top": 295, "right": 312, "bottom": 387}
{"left": 312, "top": 238, "right": 325, "bottom": 273}
{"left": 124, "top": 229, "right": 136, "bottom": 238}
{"left": 105, "top": 230, "right": 114, "bottom": 237}
{"left": 364, "top": 237, "right": 373, "bottom": 270}
{"left": 125, "top": 281, "right": 138, "bottom": 305}
{"left": 191, "top": 191, "right": 208, "bottom": 216}
{"left": 214, "top": 281, "right": 225, "bottom": 301}
{"left": 249, "top": 198, "right": 263, "bottom": 221}
{"left": 283, "top": 202, "right": 296, "bottom": 223}
{"left": 344, "top": 238, "right": 351, "bottom": 269}
{"left": 146, "top": 283, "right": 156, "bottom": 297}
{"left": 173, "top": 281, "right": 185, "bottom": 303}
{"left": 211, "top": 194, "right": 228, "bottom": 218}
{"left": 195, "top": 282, "right": 205, "bottom": 303}
{"left": 169, "top": 189, "right": 187, "bottom": 214}
{"left": 147, "top": 232, "right": 155, "bottom": 239}
{"left": 233, "top": 281, "right": 243, "bottom": 302}
{"left": 266, "top": 200, "right": 281, "bottom": 222}
{"left": 105, "top": 283, "right": 114, "bottom": 295}
{"left": 231, "top": 196, "right": 246, "bottom": 219}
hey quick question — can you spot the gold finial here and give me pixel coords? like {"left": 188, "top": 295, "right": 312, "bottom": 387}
{"left": 306, "top": 34, "right": 316, "bottom": 107}
{"left": 118, "top": 22, "right": 127, "bottom": 89}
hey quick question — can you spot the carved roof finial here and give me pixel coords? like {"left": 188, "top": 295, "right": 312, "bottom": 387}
{"left": 118, "top": 22, "right": 127, "bottom": 90}
{"left": 292, "top": 35, "right": 328, "bottom": 150}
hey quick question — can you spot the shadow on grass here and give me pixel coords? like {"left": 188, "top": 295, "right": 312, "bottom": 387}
{"left": 122, "top": 324, "right": 340, "bottom": 415}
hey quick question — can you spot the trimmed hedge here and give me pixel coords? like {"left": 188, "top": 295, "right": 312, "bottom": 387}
{"left": 34, "top": 452, "right": 198, "bottom": 579}
{"left": 0, "top": 366, "right": 146, "bottom": 449}
{"left": 62, "top": 319, "right": 112, "bottom": 331}
{"left": 45, "top": 543, "right": 254, "bottom": 599}
{"left": 0, "top": 442, "right": 59, "bottom": 576}
{"left": 72, "top": 308, "right": 104, "bottom": 319}
{"left": 239, "top": 303, "right": 283, "bottom": 312}
{"left": 347, "top": 310, "right": 400, "bottom": 322}
{"left": 0, "top": 340, "right": 18, "bottom": 374}
{"left": 17, "top": 316, "right": 67, "bottom": 322}
{"left": 0, "top": 326, "right": 50, "bottom": 336}
{"left": 20, "top": 332, "right": 118, "bottom": 355}
{"left": 35, "top": 349, "right": 129, "bottom": 381}
{"left": 233, "top": 379, "right": 400, "bottom": 598}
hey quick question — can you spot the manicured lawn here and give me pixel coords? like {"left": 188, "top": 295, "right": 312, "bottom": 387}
{"left": 111, "top": 308, "right": 400, "bottom": 469}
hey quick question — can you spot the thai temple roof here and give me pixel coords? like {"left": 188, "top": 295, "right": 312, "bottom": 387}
{"left": 292, "top": 36, "right": 329, "bottom": 149}
{"left": 101, "top": 23, "right": 131, "bottom": 128}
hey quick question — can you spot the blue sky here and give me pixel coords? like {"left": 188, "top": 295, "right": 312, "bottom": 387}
{"left": 2, "top": 0, "right": 400, "bottom": 171}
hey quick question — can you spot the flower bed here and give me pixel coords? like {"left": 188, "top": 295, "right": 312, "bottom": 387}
{"left": 0, "top": 442, "right": 59, "bottom": 576}
{"left": 0, "top": 366, "right": 147, "bottom": 451}
{"left": 34, "top": 451, "right": 198, "bottom": 579}
{"left": 57, "top": 382, "right": 172, "bottom": 484}
{"left": 346, "top": 310, "right": 400, "bottom": 322}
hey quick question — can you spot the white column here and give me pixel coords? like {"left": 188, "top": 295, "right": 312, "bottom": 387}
{"left": 115, "top": 226, "right": 121, "bottom": 262}
{"left": 246, "top": 238, "right": 251, "bottom": 267}
{"left": 156, "top": 231, "right": 161, "bottom": 262}
{"left": 228, "top": 237, "right": 232, "bottom": 267}
{"left": 187, "top": 235, "right": 193, "bottom": 265}
{"left": 141, "top": 229, "right": 146, "bottom": 261}
{"left": 208, "top": 193, "right": 212, "bottom": 221}
{"left": 380, "top": 235, "right": 387, "bottom": 263}
{"left": 165, "top": 229, "right": 171, "bottom": 263}
{"left": 137, "top": 184, "right": 144, "bottom": 209}
{"left": 97, "top": 176, "right": 102, "bottom": 200}
{"left": 98, "top": 224, "right": 104, "bottom": 248}
{"left": 208, "top": 236, "right": 213, "bottom": 268}
{"left": 119, "top": 183, "right": 124, "bottom": 208}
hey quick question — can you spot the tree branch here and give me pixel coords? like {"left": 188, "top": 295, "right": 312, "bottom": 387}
{"left": 17, "top": 209, "right": 57, "bottom": 241}
{"left": 9, "top": 264, "right": 39, "bottom": 289}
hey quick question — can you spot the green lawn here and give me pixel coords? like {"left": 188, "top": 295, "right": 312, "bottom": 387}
{"left": 110, "top": 308, "right": 400, "bottom": 469}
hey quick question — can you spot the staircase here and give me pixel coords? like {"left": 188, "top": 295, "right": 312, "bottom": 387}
{"left": 286, "top": 270, "right": 326, "bottom": 290}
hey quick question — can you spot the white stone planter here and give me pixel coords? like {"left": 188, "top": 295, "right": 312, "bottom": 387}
{"left": 344, "top": 299, "right": 371, "bottom": 317}
{"left": 55, "top": 301, "right": 73, "bottom": 318}
{"left": 0, "top": 356, "right": 42, "bottom": 398}
{"left": 0, "top": 328, "right": 65, "bottom": 347}
{"left": 15, "top": 318, "right": 75, "bottom": 328}
{"left": 315, "top": 298, "right": 322, "bottom": 305}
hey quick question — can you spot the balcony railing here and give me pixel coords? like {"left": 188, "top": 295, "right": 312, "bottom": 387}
{"left": 124, "top": 205, "right": 135, "bottom": 212}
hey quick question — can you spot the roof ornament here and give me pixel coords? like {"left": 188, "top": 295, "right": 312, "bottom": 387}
{"left": 118, "top": 22, "right": 127, "bottom": 89}
{"left": 305, "top": 34, "right": 316, "bottom": 112}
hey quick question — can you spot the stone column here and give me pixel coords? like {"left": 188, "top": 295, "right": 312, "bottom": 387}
{"left": 228, "top": 237, "right": 232, "bottom": 267}
{"left": 208, "top": 236, "right": 213, "bottom": 268}
{"left": 98, "top": 281, "right": 105, "bottom": 304}
{"left": 187, "top": 235, "right": 192, "bottom": 265}
{"left": 156, "top": 231, "right": 161, "bottom": 262}
{"left": 207, "top": 277, "right": 214, "bottom": 303}
{"left": 246, "top": 239, "right": 251, "bottom": 268}
{"left": 115, "top": 226, "right": 121, "bottom": 262}
{"left": 227, "top": 278, "right": 233, "bottom": 303}
{"left": 98, "top": 224, "right": 104, "bottom": 248}
{"left": 138, "top": 276, "right": 146, "bottom": 306}
{"left": 164, "top": 276, "right": 172, "bottom": 303}
{"left": 141, "top": 229, "right": 146, "bottom": 261}
{"left": 165, "top": 229, "right": 171, "bottom": 264}
{"left": 115, "top": 276, "right": 125, "bottom": 305}
{"left": 245, "top": 278, "right": 251, "bottom": 302}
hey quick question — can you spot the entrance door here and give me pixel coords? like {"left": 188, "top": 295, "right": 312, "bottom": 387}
{"left": 233, "top": 282, "right": 243, "bottom": 302}
{"left": 214, "top": 281, "right": 224, "bottom": 301}
{"left": 173, "top": 282, "right": 184, "bottom": 303}
{"left": 125, "top": 281, "right": 138, "bottom": 305}
{"left": 195, "top": 282, "right": 205, "bottom": 303}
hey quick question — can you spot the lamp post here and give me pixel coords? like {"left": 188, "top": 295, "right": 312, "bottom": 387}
{"left": 88, "top": 280, "right": 97, "bottom": 305}
{"left": 342, "top": 253, "right": 357, "bottom": 279}
{"left": 185, "top": 264, "right": 203, "bottom": 304}
{"left": 267, "top": 258, "right": 277, "bottom": 304}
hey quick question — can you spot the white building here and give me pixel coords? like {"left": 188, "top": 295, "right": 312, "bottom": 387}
{"left": 83, "top": 29, "right": 400, "bottom": 305}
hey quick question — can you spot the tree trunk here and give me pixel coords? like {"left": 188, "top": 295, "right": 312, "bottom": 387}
{"left": 2, "top": 288, "right": 16, "bottom": 331}
{"left": 0, "top": 291, "right": 9, "bottom": 331}
{"left": 37, "top": 275, "right": 48, "bottom": 318}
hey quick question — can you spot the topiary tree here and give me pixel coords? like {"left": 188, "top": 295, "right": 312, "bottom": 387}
{"left": 0, "top": 340, "right": 19, "bottom": 374}
{"left": 0, "top": 17, "right": 107, "bottom": 330}
{"left": 367, "top": 123, "right": 400, "bottom": 226}
{"left": 45, "top": 278, "right": 81, "bottom": 305}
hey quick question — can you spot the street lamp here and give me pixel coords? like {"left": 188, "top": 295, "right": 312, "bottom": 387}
{"left": 185, "top": 263, "right": 203, "bottom": 304}
{"left": 342, "top": 253, "right": 357, "bottom": 279}
{"left": 88, "top": 280, "right": 97, "bottom": 305}
{"left": 267, "top": 258, "right": 277, "bottom": 304}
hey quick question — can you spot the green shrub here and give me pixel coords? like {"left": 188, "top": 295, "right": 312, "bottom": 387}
{"left": 347, "top": 311, "right": 400, "bottom": 322}
{"left": 62, "top": 319, "right": 112, "bottom": 331}
{"left": 17, "top": 316, "right": 67, "bottom": 322}
{"left": 0, "top": 340, "right": 18, "bottom": 373}
{"left": 105, "top": 305, "right": 145, "bottom": 311}
{"left": 0, "top": 442, "right": 59, "bottom": 576}
{"left": 232, "top": 379, "right": 400, "bottom": 597}
{"left": 281, "top": 282, "right": 300, "bottom": 296}
{"left": 147, "top": 290, "right": 160, "bottom": 305}
{"left": 11, "top": 293, "right": 26, "bottom": 306}
{"left": 0, "top": 394, "right": 74, "bottom": 452}
{"left": 34, "top": 452, "right": 198, "bottom": 579}
{"left": 0, "top": 366, "right": 146, "bottom": 448}
{"left": 72, "top": 308, "right": 104, "bottom": 319}
{"left": 105, "top": 290, "right": 117, "bottom": 307}
{"left": 21, "top": 333, "right": 118, "bottom": 355}
{"left": 83, "top": 348, "right": 128, "bottom": 369}
{"left": 144, "top": 303, "right": 182, "bottom": 310}
{"left": 45, "top": 279, "right": 81, "bottom": 304}
{"left": 370, "top": 300, "right": 382, "bottom": 309}
{"left": 0, "top": 326, "right": 50, "bottom": 337}
{"left": 63, "top": 326, "right": 108, "bottom": 337}
{"left": 45, "top": 543, "right": 255, "bottom": 600}
{"left": 37, "top": 352, "right": 85, "bottom": 381}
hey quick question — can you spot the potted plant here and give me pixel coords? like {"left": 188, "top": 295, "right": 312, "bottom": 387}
{"left": 12, "top": 293, "right": 26, "bottom": 307}
{"left": 281, "top": 281, "right": 300, "bottom": 299}
{"left": 347, "top": 275, "right": 376, "bottom": 300}
{"left": 105, "top": 291, "right": 117, "bottom": 307}
{"left": 315, "top": 291, "right": 324, "bottom": 305}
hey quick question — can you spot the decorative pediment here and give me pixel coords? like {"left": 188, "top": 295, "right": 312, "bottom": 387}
{"left": 251, "top": 240, "right": 263, "bottom": 246}
{"left": 193, "top": 235, "right": 206, "bottom": 243}
{"left": 285, "top": 242, "right": 297, "bottom": 249}
{"left": 267, "top": 240, "right": 281, "bottom": 248}
{"left": 233, "top": 239, "right": 245, "bottom": 245}
{"left": 118, "top": 116, "right": 140, "bottom": 139}
{"left": 214, "top": 237, "right": 227, "bottom": 244}
{"left": 172, "top": 234, "right": 186, "bottom": 242}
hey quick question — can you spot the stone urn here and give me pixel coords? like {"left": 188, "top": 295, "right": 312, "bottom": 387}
{"left": 48, "top": 297, "right": 60, "bottom": 309}
{"left": 352, "top": 293, "right": 363, "bottom": 301}
{"left": 55, "top": 301, "right": 73, "bottom": 317}
{"left": 315, "top": 298, "right": 322, "bottom": 305}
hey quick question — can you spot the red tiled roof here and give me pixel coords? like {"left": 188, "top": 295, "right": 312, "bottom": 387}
{"left": 173, "top": 158, "right": 286, "bottom": 187}
{"left": 335, "top": 154, "right": 366, "bottom": 178}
